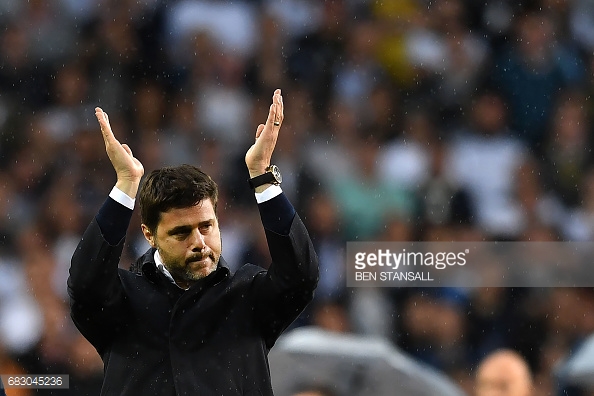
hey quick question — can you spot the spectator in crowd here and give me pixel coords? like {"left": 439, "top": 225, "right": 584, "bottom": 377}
{"left": 475, "top": 349, "right": 534, "bottom": 396}
{"left": 490, "top": 10, "right": 585, "bottom": 152}
{"left": 445, "top": 90, "right": 533, "bottom": 239}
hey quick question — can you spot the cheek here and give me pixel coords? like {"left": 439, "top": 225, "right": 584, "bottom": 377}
{"left": 159, "top": 239, "right": 187, "bottom": 258}
{"left": 208, "top": 232, "right": 222, "bottom": 254}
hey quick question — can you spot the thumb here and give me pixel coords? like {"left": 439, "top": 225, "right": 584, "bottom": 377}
{"left": 255, "top": 124, "right": 265, "bottom": 139}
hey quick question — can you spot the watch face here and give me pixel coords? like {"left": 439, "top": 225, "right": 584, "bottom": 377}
{"left": 270, "top": 165, "right": 282, "bottom": 184}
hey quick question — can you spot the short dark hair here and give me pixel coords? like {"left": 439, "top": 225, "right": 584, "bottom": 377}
{"left": 139, "top": 164, "right": 218, "bottom": 232}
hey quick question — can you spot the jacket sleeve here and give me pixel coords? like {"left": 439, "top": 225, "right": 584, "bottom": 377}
{"left": 67, "top": 198, "right": 131, "bottom": 353}
{"left": 251, "top": 193, "right": 319, "bottom": 348}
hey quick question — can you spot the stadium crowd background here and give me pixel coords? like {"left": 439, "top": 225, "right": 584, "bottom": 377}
{"left": 1, "top": 0, "right": 594, "bottom": 395}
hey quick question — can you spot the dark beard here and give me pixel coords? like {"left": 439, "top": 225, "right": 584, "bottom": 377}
{"left": 168, "top": 252, "right": 218, "bottom": 285}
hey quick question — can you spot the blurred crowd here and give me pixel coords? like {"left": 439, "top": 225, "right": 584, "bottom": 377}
{"left": 1, "top": 0, "right": 594, "bottom": 395}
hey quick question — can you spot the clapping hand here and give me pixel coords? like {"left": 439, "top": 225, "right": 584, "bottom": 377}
{"left": 95, "top": 107, "right": 144, "bottom": 198}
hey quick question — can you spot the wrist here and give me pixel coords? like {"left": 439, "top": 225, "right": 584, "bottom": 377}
{"left": 248, "top": 165, "right": 282, "bottom": 191}
{"left": 253, "top": 183, "right": 272, "bottom": 193}
{"left": 115, "top": 178, "right": 141, "bottom": 199}
{"left": 248, "top": 168, "right": 268, "bottom": 179}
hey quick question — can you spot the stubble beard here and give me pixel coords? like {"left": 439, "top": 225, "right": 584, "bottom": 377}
{"left": 162, "top": 251, "right": 219, "bottom": 286}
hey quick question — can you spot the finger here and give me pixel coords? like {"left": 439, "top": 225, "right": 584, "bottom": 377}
{"left": 95, "top": 108, "right": 111, "bottom": 134}
{"left": 266, "top": 103, "right": 278, "bottom": 128}
{"left": 122, "top": 143, "right": 133, "bottom": 156}
{"left": 272, "top": 89, "right": 283, "bottom": 127}
{"left": 255, "top": 124, "right": 265, "bottom": 139}
{"left": 95, "top": 107, "right": 104, "bottom": 126}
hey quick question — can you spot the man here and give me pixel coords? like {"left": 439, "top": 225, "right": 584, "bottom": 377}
{"left": 290, "top": 384, "right": 337, "bottom": 396}
{"left": 475, "top": 349, "right": 534, "bottom": 396}
{"left": 68, "top": 89, "right": 319, "bottom": 395}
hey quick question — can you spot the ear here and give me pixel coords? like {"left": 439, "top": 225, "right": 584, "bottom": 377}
{"left": 141, "top": 224, "right": 156, "bottom": 248}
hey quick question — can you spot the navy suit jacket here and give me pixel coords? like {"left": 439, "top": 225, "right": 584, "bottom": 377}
{"left": 68, "top": 192, "right": 318, "bottom": 395}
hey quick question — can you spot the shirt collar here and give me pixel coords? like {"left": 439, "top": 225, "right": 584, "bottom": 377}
{"left": 154, "top": 250, "right": 187, "bottom": 290}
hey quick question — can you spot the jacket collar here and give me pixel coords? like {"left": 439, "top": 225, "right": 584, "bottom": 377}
{"left": 130, "top": 248, "right": 230, "bottom": 288}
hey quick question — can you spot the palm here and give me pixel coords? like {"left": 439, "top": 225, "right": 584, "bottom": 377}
{"left": 95, "top": 107, "right": 144, "bottom": 181}
{"left": 245, "top": 89, "right": 284, "bottom": 176}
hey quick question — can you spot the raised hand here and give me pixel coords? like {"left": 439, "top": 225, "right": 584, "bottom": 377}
{"left": 245, "top": 89, "right": 284, "bottom": 179}
{"left": 96, "top": 107, "right": 144, "bottom": 198}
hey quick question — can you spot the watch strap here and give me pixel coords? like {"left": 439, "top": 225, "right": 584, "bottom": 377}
{"left": 248, "top": 171, "right": 278, "bottom": 189}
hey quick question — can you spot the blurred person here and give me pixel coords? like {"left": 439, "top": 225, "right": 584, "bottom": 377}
{"left": 475, "top": 349, "right": 534, "bottom": 396}
{"left": 41, "top": 61, "right": 92, "bottom": 143}
{"left": 372, "top": 0, "right": 421, "bottom": 88}
{"left": 437, "top": 3, "right": 490, "bottom": 125}
{"left": 8, "top": 114, "right": 62, "bottom": 214}
{"left": 378, "top": 108, "right": 436, "bottom": 193}
{"left": 130, "top": 80, "right": 170, "bottom": 172}
{"left": 417, "top": 138, "right": 475, "bottom": 238}
{"left": 562, "top": 166, "right": 594, "bottom": 240}
{"left": 67, "top": 90, "right": 319, "bottom": 395}
{"left": 164, "top": 0, "right": 259, "bottom": 61}
{"left": 490, "top": 10, "right": 585, "bottom": 152}
{"left": 0, "top": 22, "right": 48, "bottom": 110}
{"left": 540, "top": 93, "right": 594, "bottom": 241}
{"left": 263, "top": 0, "right": 324, "bottom": 39}
{"left": 303, "top": 191, "right": 345, "bottom": 302}
{"left": 363, "top": 83, "right": 402, "bottom": 143}
{"left": 244, "top": 12, "right": 287, "bottom": 95}
{"left": 514, "top": 156, "right": 558, "bottom": 233}
{"left": 19, "top": 0, "right": 77, "bottom": 64}
{"left": 465, "top": 287, "right": 546, "bottom": 371}
{"left": 311, "top": 298, "right": 350, "bottom": 334}
{"left": 31, "top": 173, "right": 86, "bottom": 301}
{"left": 193, "top": 53, "right": 253, "bottom": 159}
{"left": 540, "top": 91, "right": 593, "bottom": 228}
{"left": 332, "top": 20, "right": 384, "bottom": 117}
{"left": 329, "top": 131, "right": 416, "bottom": 240}
{"left": 0, "top": 257, "right": 43, "bottom": 358}
{"left": 88, "top": 6, "right": 142, "bottom": 107}
{"left": 290, "top": 384, "right": 338, "bottom": 396}
{"left": 405, "top": 0, "right": 490, "bottom": 121}
{"left": 285, "top": 0, "right": 350, "bottom": 120}
{"left": 17, "top": 228, "right": 72, "bottom": 378}
{"left": 536, "top": 335, "right": 573, "bottom": 395}
{"left": 303, "top": 98, "right": 359, "bottom": 187}
{"left": 349, "top": 287, "right": 394, "bottom": 339}
{"left": 131, "top": 79, "right": 167, "bottom": 135}
{"left": 445, "top": 90, "right": 533, "bottom": 239}
{"left": 396, "top": 291, "right": 469, "bottom": 372}
{"left": 161, "top": 93, "right": 202, "bottom": 167}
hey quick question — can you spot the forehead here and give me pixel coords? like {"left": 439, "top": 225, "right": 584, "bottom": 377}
{"left": 157, "top": 199, "right": 217, "bottom": 228}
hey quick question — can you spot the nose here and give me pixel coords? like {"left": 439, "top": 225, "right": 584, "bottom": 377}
{"left": 190, "top": 229, "right": 206, "bottom": 252}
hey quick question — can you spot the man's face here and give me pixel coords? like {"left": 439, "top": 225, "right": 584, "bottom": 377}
{"left": 142, "top": 199, "right": 221, "bottom": 288}
{"left": 475, "top": 357, "right": 532, "bottom": 396}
